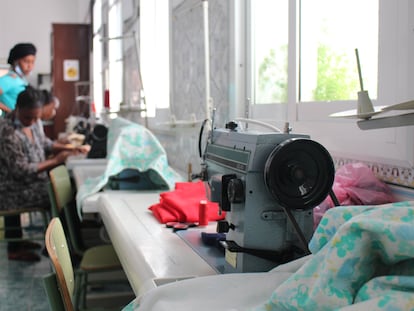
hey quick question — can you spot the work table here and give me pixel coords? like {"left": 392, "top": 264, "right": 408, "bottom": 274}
{"left": 68, "top": 156, "right": 219, "bottom": 296}
{"left": 97, "top": 192, "right": 219, "bottom": 296}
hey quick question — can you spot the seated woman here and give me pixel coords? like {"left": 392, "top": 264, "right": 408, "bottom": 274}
{"left": 0, "top": 86, "right": 85, "bottom": 261}
{"left": 40, "top": 89, "right": 59, "bottom": 122}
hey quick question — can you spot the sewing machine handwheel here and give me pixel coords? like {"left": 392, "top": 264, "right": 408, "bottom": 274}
{"left": 264, "top": 138, "right": 335, "bottom": 210}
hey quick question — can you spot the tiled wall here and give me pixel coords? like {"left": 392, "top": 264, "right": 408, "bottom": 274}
{"left": 333, "top": 157, "right": 414, "bottom": 189}
{"left": 154, "top": 127, "right": 202, "bottom": 177}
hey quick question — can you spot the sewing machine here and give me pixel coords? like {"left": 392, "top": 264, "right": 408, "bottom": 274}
{"left": 203, "top": 124, "right": 335, "bottom": 273}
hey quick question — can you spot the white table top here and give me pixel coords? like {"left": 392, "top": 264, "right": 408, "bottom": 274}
{"left": 71, "top": 161, "right": 188, "bottom": 214}
{"left": 69, "top": 158, "right": 219, "bottom": 295}
{"left": 66, "top": 155, "right": 108, "bottom": 171}
{"left": 71, "top": 164, "right": 107, "bottom": 214}
{"left": 71, "top": 165, "right": 162, "bottom": 214}
{"left": 98, "top": 192, "right": 219, "bottom": 296}
{"left": 71, "top": 165, "right": 106, "bottom": 189}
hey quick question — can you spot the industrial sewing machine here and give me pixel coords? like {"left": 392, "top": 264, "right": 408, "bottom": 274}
{"left": 201, "top": 122, "right": 335, "bottom": 273}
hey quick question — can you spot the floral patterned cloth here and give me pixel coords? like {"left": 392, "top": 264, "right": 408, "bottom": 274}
{"left": 123, "top": 201, "right": 414, "bottom": 311}
{"left": 76, "top": 117, "right": 183, "bottom": 218}
{"left": 255, "top": 201, "right": 414, "bottom": 311}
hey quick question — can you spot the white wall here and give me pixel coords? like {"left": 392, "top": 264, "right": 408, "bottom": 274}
{"left": 0, "top": 0, "right": 87, "bottom": 85}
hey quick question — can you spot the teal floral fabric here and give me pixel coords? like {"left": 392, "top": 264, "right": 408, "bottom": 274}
{"left": 255, "top": 201, "right": 414, "bottom": 311}
{"left": 76, "top": 117, "right": 183, "bottom": 218}
{"left": 123, "top": 201, "right": 414, "bottom": 310}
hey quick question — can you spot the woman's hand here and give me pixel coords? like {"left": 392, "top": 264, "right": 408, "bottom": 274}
{"left": 75, "top": 144, "right": 91, "bottom": 154}
{"left": 54, "top": 142, "right": 90, "bottom": 155}
{"left": 37, "top": 150, "right": 74, "bottom": 172}
{"left": 54, "top": 150, "right": 73, "bottom": 164}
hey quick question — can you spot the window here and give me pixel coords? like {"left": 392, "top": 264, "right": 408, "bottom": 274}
{"left": 93, "top": 0, "right": 169, "bottom": 117}
{"left": 250, "top": 0, "right": 378, "bottom": 107}
{"left": 141, "top": 0, "right": 170, "bottom": 117}
{"left": 92, "top": 0, "right": 123, "bottom": 114}
{"left": 92, "top": 0, "right": 103, "bottom": 113}
{"left": 108, "top": 1, "right": 123, "bottom": 112}
{"left": 300, "top": 0, "right": 379, "bottom": 102}
{"left": 251, "top": 0, "right": 289, "bottom": 105}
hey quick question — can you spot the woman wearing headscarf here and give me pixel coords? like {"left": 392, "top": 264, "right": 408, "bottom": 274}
{"left": 0, "top": 43, "right": 37, "bottom": 116}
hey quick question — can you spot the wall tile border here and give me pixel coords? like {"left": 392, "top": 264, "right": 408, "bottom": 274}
{"left": 333, "top": 157, "right": 414, "bottom": 188}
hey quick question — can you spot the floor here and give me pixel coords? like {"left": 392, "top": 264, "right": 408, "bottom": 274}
{"left": 0, "top": 213, "right": 134, "bottom": 311}
{"left": 0, "top": 226, "right": 52, "bottom": 311}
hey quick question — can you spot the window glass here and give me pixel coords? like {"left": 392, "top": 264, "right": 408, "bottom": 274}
{"left": 141, "top": 0, "right": 170, "bottom": 116}
{"left": 93, "top": 0, "right": 103, "bottom": 113}
{"left": 252, "top": 0, "right": 289, "bottom": 104}
{"left": 92, "top": 35, "right": 103, "bottom": 113}
{"left": 300, "top": 0, "right": 378, "bottom": 102}
{"left": 93, "top": 0, "right": 102, "bottom": 34}
{"left": 108, "top": 1, "right": 123, "bottom": 112}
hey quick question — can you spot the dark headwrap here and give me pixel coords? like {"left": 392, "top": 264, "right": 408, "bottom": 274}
{"left": 16, "top": 85, "right": 43, "bottom": 110}
{"left": 7, "top": 43, "right": 37, "bottom": 65}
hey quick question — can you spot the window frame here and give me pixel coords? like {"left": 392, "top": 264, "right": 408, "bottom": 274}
{"left": 242, "top": 0, "right": 414, "bottom": 168}
{"left": 248, "top": 0, "right": 380, "bottom": 122}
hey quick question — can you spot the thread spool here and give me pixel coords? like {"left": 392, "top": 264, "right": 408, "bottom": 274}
{"left": 104, "top": 89, "right": 110, "bottom": 110}
{"left": 199, "top": 200, "right": 208, "bottom": 226}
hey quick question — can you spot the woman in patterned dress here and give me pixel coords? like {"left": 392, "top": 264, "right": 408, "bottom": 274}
{"left": 0, "top": 86, "right": 83, "bottom": 261}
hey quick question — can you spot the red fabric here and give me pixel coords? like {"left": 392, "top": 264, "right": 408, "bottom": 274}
{"left": 149, "top": 181, "right": 226, "bottom": 223}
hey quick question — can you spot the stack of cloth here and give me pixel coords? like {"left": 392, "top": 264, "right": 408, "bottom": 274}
{"left": 76, "top": 117, "right": 183, "bottom": 218}
{"left": 149, "top": 181, "right": 226, "bottom": 224}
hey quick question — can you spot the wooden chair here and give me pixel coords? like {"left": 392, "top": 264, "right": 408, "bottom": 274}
{"left": 48, "top": 164, "right": 104, "bottom": 257}
{"left": 45, "top": 217, "right": 84, "bottom": 310}
{"left": 45, "top": 217, "right": 126, "bottom": 311}
{"left": 48, "top": 165, "right": 129, "bottom": 309}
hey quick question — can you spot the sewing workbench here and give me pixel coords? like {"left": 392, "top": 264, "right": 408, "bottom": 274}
{"left": 70, "top": 160, "right": 221, "bottom": 296}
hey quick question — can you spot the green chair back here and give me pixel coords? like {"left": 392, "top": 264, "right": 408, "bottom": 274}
{"left": 47, "top": 181, "right": 60, "bottom": 219}
{"left": 45, "top": 217, "right": 76, "bottom": 311}
{"left": 49, "top": 165, "right": 86, "bottom": 257}
{"left": 50, "top": 165, "right": 74, "bottom": 213}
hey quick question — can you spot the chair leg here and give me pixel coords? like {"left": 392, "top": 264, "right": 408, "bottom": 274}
{"left": 74, "top": 270, "right": 88, "bottom": 310}
{"left": 4, "top": 215, "right": 22, "bottom": 239}
{"left": 82, "top": 272, "right": 88, "bottom": 309}
{"left": 41, "top": 210, "right": 50, "bottom": 232}
{"left": 29, "top": 212, "right": 34, "bottom": 227}
{"left": 43, "top": 272, "right": 65, "bottom": 311}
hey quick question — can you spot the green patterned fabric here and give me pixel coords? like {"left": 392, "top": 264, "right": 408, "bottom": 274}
{"left": 76, "top": 117, "right": 183, "bottom": 218}
{"left": 255, "top": 201, "right": 414, "bottom": 311}
{"left": 123, "top": 201, "right": 414, "bottom": 311}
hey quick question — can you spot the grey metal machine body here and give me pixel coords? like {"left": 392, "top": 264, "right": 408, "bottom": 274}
{"left": 204, "top": 127, "right": 334, "bottom": 273}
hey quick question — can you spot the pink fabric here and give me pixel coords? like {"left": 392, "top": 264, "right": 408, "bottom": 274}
{"left": 149, "top": 181, "right": 226, "bottom": 223}
{"left": 314, "top": 162, "right": 396, "bottom": 228}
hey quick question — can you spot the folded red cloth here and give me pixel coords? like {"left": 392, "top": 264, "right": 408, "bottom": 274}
{"left": 149, "top": 181, "right": 226, "bottom": 224}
